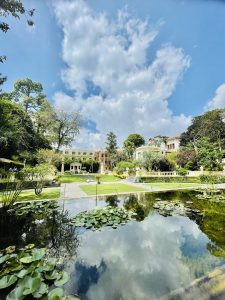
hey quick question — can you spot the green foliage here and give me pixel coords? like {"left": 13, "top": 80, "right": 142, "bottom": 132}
{"left": 114, "top": 161, "right": 136, "bottom": 174}
{"left": 105, "top": 132, "right": 118, "bottom": 168}
{"left": 180, "top": 109, "right": 225, "bottom": 149}
{"left": 0, "top": 99, "right": 49, "bottom": 159}
{"left": 8, "top": 200, "right": 59, "bottom": 218}
{"left": 176, "top": 149, "right": 198, "bottom": 170}
{"left": 123, "top": 133, "right": 145, "bottom": 159}
{"left": 80, "top": 160, "right": 100, "bottom": 173}
{"left": 196, "top": 138, "right": 223, "bottom": 171}
{"left": 176, "top": 168, "right": 188, "bottom": 176}
{"left": 52, "top": 109, "right": 81, "bottom": 151}
{"left": 0, "top": 244, "right": 77, "bottom": 299}
{"left": 36, "top": 149, "right": 62, "bottom": 167}
{"left": 1, "top": 169, "right": 28, "bottom": 208}
{"left": 140, "top": 151, "right": 172, "bottom": 171}
{"left": 25, "top": 163, "right": 56, "bottom": 195}
{"left": 71, "top": 206, "right": 137, "bottom": 230}
{"left": 141, "top": 176, "right": 200, "bottom": 183}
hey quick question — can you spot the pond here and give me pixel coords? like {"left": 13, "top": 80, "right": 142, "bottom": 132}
{"left": 1, "top": 190, "right": 225, "bottom": 300}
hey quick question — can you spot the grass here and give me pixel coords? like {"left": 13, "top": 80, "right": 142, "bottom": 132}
{"left": 0, "top": 188, "right": 60, "bottom": 202}
{"left": 79, "top": 183, "right": 147, "bottom": 195}
{"left": 146, "top": 183, "right": 202, "bottom": 189}
{"left": 58, "top": 174, "right": 122, "bottom": 183}
{"left": 58, "top": 174, "right": 91, "bottom": 183}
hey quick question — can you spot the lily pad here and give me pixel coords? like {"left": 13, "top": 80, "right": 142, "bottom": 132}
{"left": 47, "top": 287, "right": 64, "bottom": 300}
{"left": 0, "top": 275, "right": 17, "bottom": 289}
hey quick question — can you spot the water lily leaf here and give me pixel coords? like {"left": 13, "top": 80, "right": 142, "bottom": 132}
{"left": 19, "top": 256, "right": 33, "bottom": 264}
{"left": 45, "top": 270, "right": 59, "bottom": 280}
{"left": 6, "top": 285, "right": 25, "bottom": 300}
{"left": 32, "top": 282, "right": 48, "bottom": 298}
{"left": 5, "top": 246, "right": 16, "bottom": 254}
{"left": 0, "top": 275, "right": 17, "bottom": 289}
{"left": 63, "top": 296, "right": 80, "bottom": 300}
{"left": 47, "top": 287, "right": 64, "bottom": 300}
{"left": 54, "top": 271, "right": 69, "bottom": 287}
{"left": 25, "top": 244, "right": 35, "bottom": 250}
{"left": 0, "top": 254, "right": 10, "bottom": 264}
{"left": 17, "top": 269, "right": 30, "bottom": 279}
{"left": 20, "top": 275, "right": 42, "bottom": 295}
{"left": 30, "top": 248, "right": 46, "bottom": 261}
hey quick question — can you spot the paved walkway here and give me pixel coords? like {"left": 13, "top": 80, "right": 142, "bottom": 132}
{"left": 61, "top": 181, "right": 212, "bottom": 199}
{"left": 61, "top": 183, "right": 87, "bottom": 198}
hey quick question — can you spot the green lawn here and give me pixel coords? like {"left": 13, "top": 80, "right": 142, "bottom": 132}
{"left": 99, "top": 175, "right": 121, "bottom": 182}
{"left": 0, "top": 188, "right": 60, "bottom": 202}
{"left": 79, "top": 183, "right": 147, "bottom": 195}
{"left": 147, "top": 183, "right": 202, "bottom": 189}
{"left": 58, "top": 174, "right": 91, "bottom": 183}
{"left": 58, "top": 174, "right": 121, "bottom": 183}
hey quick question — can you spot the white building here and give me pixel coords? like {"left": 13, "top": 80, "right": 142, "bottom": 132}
{"left": 134, "top": 136, "right": 180, "bottom": 160}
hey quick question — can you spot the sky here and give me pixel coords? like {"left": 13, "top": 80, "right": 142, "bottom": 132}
{"left": 1, "top": 0, "right": 225, "bottom": 148}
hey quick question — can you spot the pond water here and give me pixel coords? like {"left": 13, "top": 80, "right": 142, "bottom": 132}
{"left": 1, "top": 190, "right": 225, "bottom": 300}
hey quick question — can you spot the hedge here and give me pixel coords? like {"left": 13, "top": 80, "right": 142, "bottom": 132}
{"left": 140, "top": 176, "right": 225, "bottom": 183}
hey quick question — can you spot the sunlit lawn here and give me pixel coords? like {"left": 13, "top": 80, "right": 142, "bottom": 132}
{"left": 147, "top": 183, "right": 202, "bottom": 189}
{"left": 79, "top": 183, "right": 147, "bottom": 195}
{"left": 58, "top": 174, "right": 121, "bottom": 183}
{"left": 0, "top": 188, "right": 60, "bottom": 202}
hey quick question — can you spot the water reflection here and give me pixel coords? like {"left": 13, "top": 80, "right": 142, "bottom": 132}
{"left": 0, "top": 205, "right": 79, "bottom": 259}
{"left": 1, "top": 191, "right": 225, "bottom": 299}
{"left": 61, "top": 191, "right": 225, "bottom": 299}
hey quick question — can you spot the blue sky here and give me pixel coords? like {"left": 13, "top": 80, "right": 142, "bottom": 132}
{"left": 1, "top": 0, "right": 225, "bottom": 147}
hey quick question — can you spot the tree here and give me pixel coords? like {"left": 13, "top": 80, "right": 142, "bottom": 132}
{"left": 180, "top": 109, "right": 225, "bottom": 151}
{"left": 11, "top": 78, "right": 45, "bottom": 112}
{"left": 123, "top": 133, "right": 145, "bottom": 159}
{"left": 140, "top": 151, "right": 172, "bottom": 171}
{"left": 52, "top": 109, "right": 81, "bottom": 151}
{"left": 176, "top": 148, "right": 198, "bottom": 170}
{"left": 106, "top": 132, "right": 118, "bottom": 168}
{"left": 0, "top": 1, "right": 34, "bottom": 88}
{"left": 114, "top": 161, "right": 136, "bottom": 175}
{"left": 0, "top": 99, "right": 50, "bottom": 159}
{"left": 36, "top": 149, "right": 62, "bottom": 168}
{"left": 196, "top": 138, "right": 223, "bottom": 171}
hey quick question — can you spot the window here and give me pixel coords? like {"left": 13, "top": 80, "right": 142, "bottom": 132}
{"left": 78, "top": 152, "right": 81, "bottom": 155}
{"left": 83, "top": 152, "right": 86, "bottom": 155}
{"left": 65, "top": 151, "right": 68, "bottom": 154}
{"left": 72, "top": 151, "right": 76, "bottom": 155}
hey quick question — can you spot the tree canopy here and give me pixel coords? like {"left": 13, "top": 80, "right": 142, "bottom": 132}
{"left": 0, "top": 99, "right": 49, "bottom": 159}
{"left": 180, "top": 109, "right": 225, "bottom": 150}
{"left": 123, "top": 133, "right": 145, "bottom": 159}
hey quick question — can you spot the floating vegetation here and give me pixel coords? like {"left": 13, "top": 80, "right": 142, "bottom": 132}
{"left": 0, "top": 244, "right": 79, "bottom": 299}
{"left": 71, "top": 206, "right": 137, "bottom": 230}
{"left": 8, "top": 200, "right": 59, "bottom": 218}
{"left": 195, "top": 191, "right": 225, "bottom": 203}
{"left": 153, "top": 200, "right": 203, "bottom": 217}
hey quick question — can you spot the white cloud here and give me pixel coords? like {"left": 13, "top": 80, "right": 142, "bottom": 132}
{"left": 65, "top": 213, "right": 217, "bottom": 300}
{"left": 52, "top": 0, "right": 192, "bottom": 147}
{"left": 206, "top": 83, "right": 225, "bottom": 111}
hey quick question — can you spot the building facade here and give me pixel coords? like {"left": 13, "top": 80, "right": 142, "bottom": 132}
{"left": 135, "top": 136, "right": 180, "bottom": 160}
{"left": 61, "top": 148, "right": 111, "bottom": 173}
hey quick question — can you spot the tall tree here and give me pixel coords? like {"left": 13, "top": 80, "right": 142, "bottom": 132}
{"left": 180, "top": 109, "right": 225, "bottom": 152}
{"left": 0, "top": 99, "right": 49, "bottom": 159}
{"left": 52, "top": 109, "right": 81, "bottom": 151}
{"left": 123, "top": 133, "right": 145, "bottom": 159}
{"left": 11, "top": 78, "right": 44, "bottom": 112}
{"left": 106, "top": 132, "right": 118, "bottom": 168}
{"left": 0, "top": 1, "right": 34, "bottom": 88}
